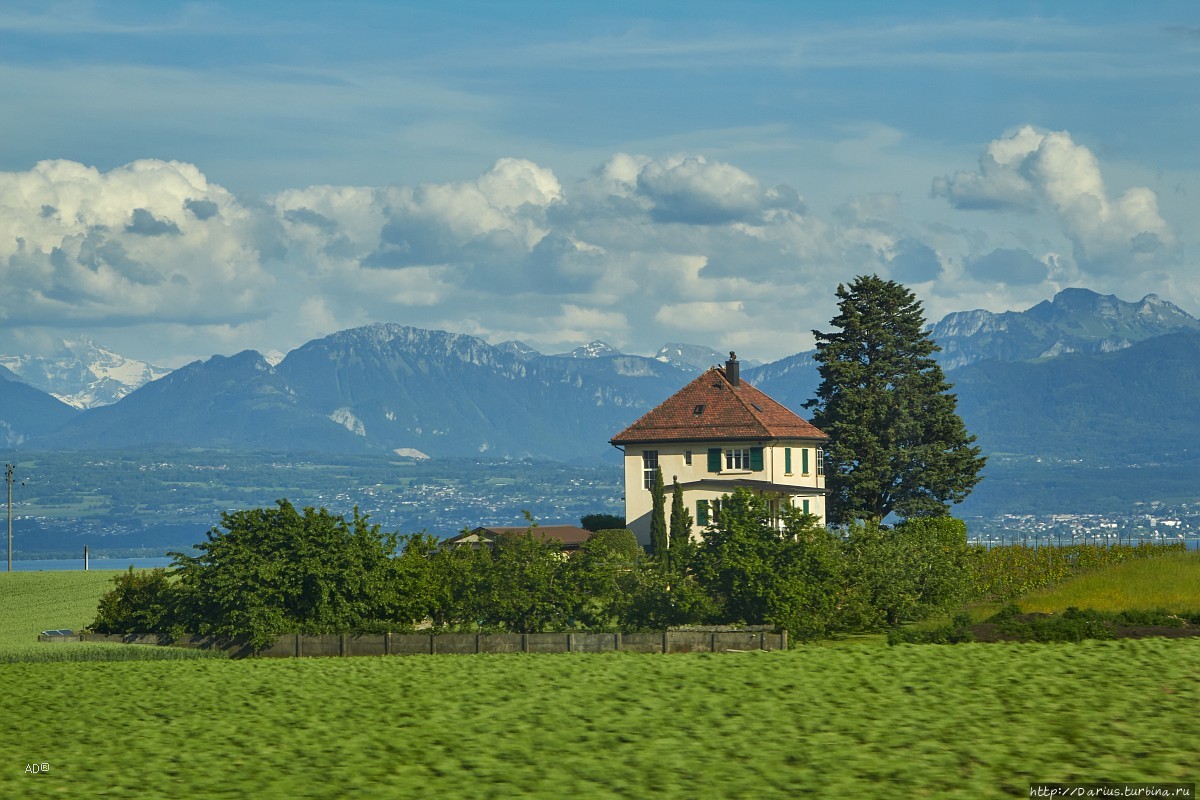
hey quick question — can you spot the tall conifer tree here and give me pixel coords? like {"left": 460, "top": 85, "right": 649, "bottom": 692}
{"left": 806, "top": 275, "right": 985, "bottom": 523}
{"left": 649, "top": 467, "right": 668, "bottom": 558}
{"left": 669, "top": 476, "right": 693, "bottom": 566}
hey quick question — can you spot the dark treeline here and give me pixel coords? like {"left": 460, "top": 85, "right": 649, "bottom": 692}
{"left": 91, "top": 489, "right": 1184, "bottom": 650}
{"left": 92, "top": 488, "right": 980, "bottom": 649}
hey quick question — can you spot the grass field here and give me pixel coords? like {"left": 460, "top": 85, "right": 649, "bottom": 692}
{"left": 0, "top": 570, "right": 123, "bottom": 650}
{"left": 1018, "top": 550, "right": 1200, "bottom": 613}
{"left": 3, "top": 640, "right": 1198, "bottom": 798}
{"left": 0, "top": 570, "right": 223, "bottom": 663}
{"left": 2, "top": 566, "right": 1199, "bottom": 798}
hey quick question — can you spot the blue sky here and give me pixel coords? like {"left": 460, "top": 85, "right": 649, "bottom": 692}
{"left": 1, "top": 1, "right": 1197, "bottom": 366}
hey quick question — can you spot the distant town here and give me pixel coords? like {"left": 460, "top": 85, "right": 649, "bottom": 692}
{"left": 965, "top": 503, "right": 1198, "bottom": 548}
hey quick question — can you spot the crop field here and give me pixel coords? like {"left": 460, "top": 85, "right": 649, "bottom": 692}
{"left": 2, "top": 640, "right": 1198, "bottom": 798}
{"left": 1018, "top": 550, "right": 1200, "bottom": 613}
{"left": 0, "top": 570, "right": 122, "bottom": 650}
{"left": 3, "top": 568, "right": 1199, "bottom": 799}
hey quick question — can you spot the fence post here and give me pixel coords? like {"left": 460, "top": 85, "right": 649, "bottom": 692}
{"left": 568, "top": 632, "right": 575, "bottom": 653}
{"left": 385, "top": 632, "right": 391, "bottom": 656}
{"left": 615, "top": 632, "right": 622, "bottom": 652}
{"left": 295, "top": 634, "right": 302, "bottom": 658}
{"left": 522, "top": 633, "right": 528, "bottom": 653}
{"left": 662, "top": 631, "right": 669, "bottom": 654}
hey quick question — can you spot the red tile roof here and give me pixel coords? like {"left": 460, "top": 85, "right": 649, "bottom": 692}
{"left": 611, "top": 367, "right": 827, "bottom": 444}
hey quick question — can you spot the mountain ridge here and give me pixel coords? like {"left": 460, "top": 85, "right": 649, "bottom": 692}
{"left": 4, "top": 288, "right": 1196, "bottom": 484}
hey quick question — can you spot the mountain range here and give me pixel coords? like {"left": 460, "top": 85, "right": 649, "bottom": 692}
{"left": 0, "top": 337, "right": 171, "bottom": 409}
{"left": 2, "top": 288, "right": 1199, "bottom": 476}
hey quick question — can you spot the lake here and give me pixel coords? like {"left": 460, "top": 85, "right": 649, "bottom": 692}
{"left": 8, "top": 557, "right": 176, "bottom": 572}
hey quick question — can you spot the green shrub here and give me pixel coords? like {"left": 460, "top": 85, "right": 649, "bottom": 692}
{"left": 986, "top": 606, "right": 1116, "bottom": 643}
{"left": 887, "top": 613, "right": 975, "bottom": 645}
{"left": 92, "top": 568, "right": 183, "bottom": 637}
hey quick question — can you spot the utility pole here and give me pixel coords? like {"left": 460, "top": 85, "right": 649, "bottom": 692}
{"left": 6, "top": 464, "right": 13, "bottom": 572}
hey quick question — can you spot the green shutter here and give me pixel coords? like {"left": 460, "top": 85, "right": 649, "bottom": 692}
{"left": 803, "top": 499, "right": 810, "bottom": 514}
{"left": 750, "top": 447, "right": 763, "bottom": 471}
{"left": 802, "top": 448, "right": 809, "bottom": 474}
{"left": 784, "top": 448, "right": 792, "bottom": 473}
{"left": 697, "top": 500, "right": 710, "bottom": 525}
{"left": 707, "top": 448, "right": 722, "bottom": 473}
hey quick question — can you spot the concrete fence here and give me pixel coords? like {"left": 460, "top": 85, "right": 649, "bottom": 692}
{"left": 39, "top": 629, "right": 787, "bottom": 658}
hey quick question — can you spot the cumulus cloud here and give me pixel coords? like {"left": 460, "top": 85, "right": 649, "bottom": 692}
{"left": 635, "top": 154, "right": 803, "bottom": 225}
{"left": 9, "top": 134, "right": 1182, "bottom": 371}
{"left": 933, "top": 126, "right": 1176, "bottom": 274}
{"left": 0, "top": 159, "right": 270, "bottom": 329}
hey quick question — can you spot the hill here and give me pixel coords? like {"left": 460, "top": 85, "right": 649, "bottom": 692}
{"left": 0, "top": 368, "right": 79, "bottom": 447}
{"left": 952, "top": 329, "right": 1200, "bottom": 462}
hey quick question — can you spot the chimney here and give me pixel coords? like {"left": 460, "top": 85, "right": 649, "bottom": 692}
{"left": 725, "top": 351, "right": 740, "bottom": 387}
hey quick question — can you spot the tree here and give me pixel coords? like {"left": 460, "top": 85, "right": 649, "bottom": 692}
{"left": 806, "top": 275, "right": 985, "bottom": 523}
{"left": 649, "top": 467, "right": 668, "bottom": 558}
{"left": 836, "top": 516, "right": 972, "bottom": 628}
{"left": 668, "top": 476, "right": 693, "bottom": 561}
{"left": 693, "top": 488, "right": 841, "bottom": 640}
{"left": 92, "top": 567, "right": 182, "bottom": 637}
{"left": 568, "top": 528, "right": 644, "bottom": 629}
{"left": 482, "top": 530, "right": 570, "bottom": 632}
{"left": 580, "top": 513, "right": 625, "bottom": 532}
{"left": 170, "top": 500, "right": 399, "bottom": 648}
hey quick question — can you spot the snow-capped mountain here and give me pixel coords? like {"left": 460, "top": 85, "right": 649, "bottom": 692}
{"left": 0, "top": 338, "right": 172, "bottom": 409}
{"left": 495, "top": 340, "right": 542, "bottom": 361}
{"left": 559, "top": 341, "right": 622, "bottom": 359}
{"left": 654, "top": 343, "right": 727, "bottom": 372}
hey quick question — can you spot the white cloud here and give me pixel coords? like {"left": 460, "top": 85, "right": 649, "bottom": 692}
{"left": 0, "top": 159, "right": 271, "bottom": 327}
{"left": 635, "top": 154, "right": 802, "bottom": 225}
{"left": 934, "top": 126, "right": 1177, "bottom": 274}
{"left": 1, "top": 132, "right": 1192, "bottom": 370}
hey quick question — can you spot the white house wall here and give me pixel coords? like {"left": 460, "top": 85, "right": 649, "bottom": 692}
{"left": 621, "top": 441, "right": 826, "bottom": 546}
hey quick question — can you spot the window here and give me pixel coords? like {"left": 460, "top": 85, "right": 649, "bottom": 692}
{"left": 725, "top": 448, "right": 750, "bottom": 470}
{"left": 784, "top": 447, "right": 792, "bottom": 474}
{"left": 817, "top": 448, "right": 825, "bottom": 476}
{"left": 693, "top": 404, "right": 705, "bottom": 415}
{"left": 802, "top": 448, "right": 810, "bottom": 475}
{"left": 802, "top": 499, "right": 811, "bottom": 514}
{"left": 642, "top": 450, "right": 658, "bottom": 490}
{"left": 684, "top": 450, "right": 692, "bottom": 466}
{"left": 698, "top": 498, "right": 722, "bottom": 525}
{"left": 710, "top": 446, "right": 763, "bottom": 472}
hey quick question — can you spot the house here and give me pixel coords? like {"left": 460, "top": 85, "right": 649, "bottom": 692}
{"left": 441, "top": 525, "right": 593, "bottom": 553}
{"left": 610, "top": 353, "right": 827, "bottom": 546}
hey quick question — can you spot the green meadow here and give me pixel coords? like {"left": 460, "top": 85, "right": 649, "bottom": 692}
{"left": 2, "top": 564, "right": 1198, "bottom": 799}
{"left": 1018, "top": 549, "right": 1200, "bottom": 614}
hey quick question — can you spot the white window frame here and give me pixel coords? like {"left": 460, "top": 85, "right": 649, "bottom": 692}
{"left": 724, "top": 448, "right": 750, "bottom": 471}
{"left": 642, "top": 450, "right": 659, "bottom": 490}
